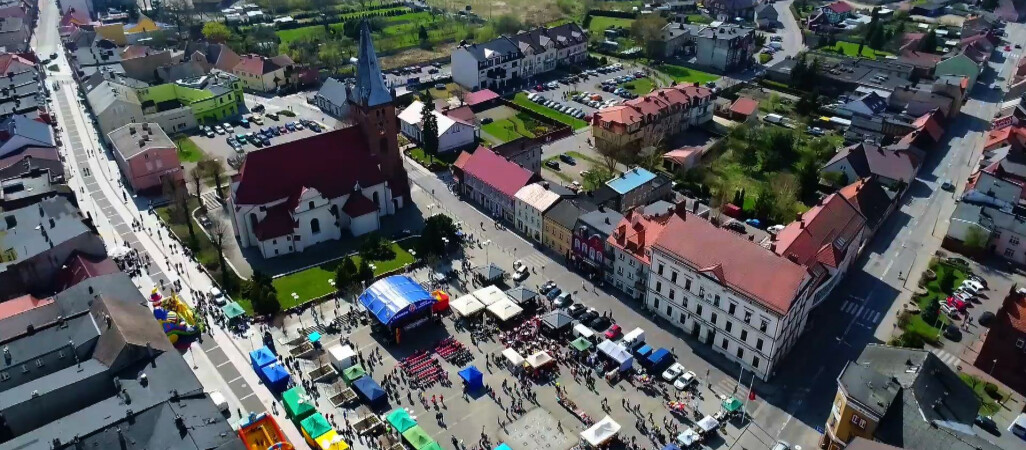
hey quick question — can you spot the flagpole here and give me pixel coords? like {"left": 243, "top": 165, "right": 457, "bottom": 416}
{"left": 733, "top": 366, "right": 744, "bottom": 395}
{"left": 742, "top": 372, "right": 756, "bottom": 423}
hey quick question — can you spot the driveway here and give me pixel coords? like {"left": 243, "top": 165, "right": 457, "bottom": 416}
{"left": 766, "top": 0, "right": 806, "bottom": 65}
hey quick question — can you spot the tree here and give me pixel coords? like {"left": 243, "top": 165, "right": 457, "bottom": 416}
{"left": 334, "top": 256, "right": 359, "bottom": 294}
{"left": 209, "top": 220, "right": 232, "bottom": 290}
{"left": 202, "top": 22, "right": 231, "bottom": 43}
{"left": 919, "top": 29, "right": 938, "bottom": 53}
{"left": 939, "top": 267, "right": 956, "bottom": 294}
{"left": 920, "top": 297, "right": 940, "bottom": 327}
{"left": 754, "top": 33, "right": 767, "bottom": 48}
{"left": 190, "top": 165, "right": 204, "bottom": 202}
{"left": 451, "top": 85, "right": 467, "bottom": 106}
{"left": 419, "top": 91, "right": 439, "bottom": 163}
{"left": 795, "top": 90, "right": 821, "bottom": 116}
{"left": 357, "top": 258, "right": 375, "bottom": 284}
{"left": 796, "top": 157, "right": 821, "bottom": 203}
{"left": 418, "top": 24, "right": 429, "bottom": 42}
{"left": 206, "top": 159, "right": 225, "bottom": 199}
{"left": 964, "top": 227, "right": 989, "bottom": 251}
{"left": 493, "top": 14, "right": 523, "bottom": 35}
{"left": 596, "top": 144, "right": 628, "bottom": 172}
{"left": 245, "top": 271, "right": 280, "bottom": 316}
{"left": 753, "top": 187, "right": 776, "bottom": 221}
{"left": 581, "top": 166, "right": 614, "bottom": 191}
{"left": 630, "top": 14, "right": 667, "bottom": 58}
{"left": 418, "top": 214, "right": 459, "bottom": 256}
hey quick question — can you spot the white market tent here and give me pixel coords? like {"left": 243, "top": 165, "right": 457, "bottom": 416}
{"left": 486, "top": 298, "right": 524, "bottom": 321}
{"left": 597, "top": 339, "right": 633, "bottom": 371}
{"left": 525, "top": 351, "right": 554, "bottom": 369}
{"left": 450, "top": 295, "right": 486, "bottom": 317}
{"left": 328, "top": 344, "right": 357, "bottom": 370}
{"left": 472, "top": 285, "right": 506, "bottom": 306}
{"left": 697, "top": 416, "right": 719, "bottom": 433}
{"left": 580, "top": 415, "right": 621, "bottom": 446}
{"left": 677, "top": 428, "right": 700, "bottom": 446}
{"left": 502, "top": 348, "right": 525, "bottom": 366}
{"left": 573, "top": 324, "right": 596, "bottom": 341}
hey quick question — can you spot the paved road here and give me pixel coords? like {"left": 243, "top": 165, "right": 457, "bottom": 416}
{"left": 767, "top": 0, "right": 805, "bottom": 65}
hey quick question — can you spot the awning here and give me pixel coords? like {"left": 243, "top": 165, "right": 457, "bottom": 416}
{"left": 282, "top": 386, "right": 316, "bottom": 422}
{"left": 222, "top": 301, "right": 246, "bottom": 319}
{"left": 472, "top": 285, "right": 506, "bottom": 306}
{"left": 526, "top": 351, "right": 554, "bottom": 368}
{"left": 598, "top": 339, "right": 633, "bottom": 365}
{"left": 540, "top": 311, "right": 573, "bottom": 330}
{"left": 260, "top": 363, "right": 291, "bottom": 393}
{"left": 342, "top": 365, "right": 367, "bottom": 384}
{"left": 249, "top": 346, "right": 276, "bottom": 370}
{"left": 502, "top": 348, "right": 525, "bottom": 366}
{"left": 722, "top": 397, "right": 742, "bottom": 413}
{"left": 570, "top": 337, "right": 593, "bottom": 351}
{"left": 697, "top": 416, "right": 718, "bottom": 432}
{"left": 301, "top": 413, "right": 333, "bottom": 441}
{"left": 328, "top": 344, "right": 356, "bottom": 367}
{"left": 450, "top": 294, "right": 486, "bottom": 317}
{"left": 677, "top": 428, "right": 700, "bottom": 446}
{"left": 401, "top": 425, "right": 436, "bottom": 450}
{"left": 574, "top": 323, "right": 595, "bottom": 340}
{"left": 580, "top": 415, "right": 620, "bottom": 446}
{"left": 458, "top": 366, "right": 484, "bottom": 390}
{"left": 486, "top": 298, "right": 523, "bottom": 321}
{"left": 386, "top": 409, "right": 418, "bottom": 433}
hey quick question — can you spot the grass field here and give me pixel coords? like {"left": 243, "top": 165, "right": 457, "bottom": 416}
{"left": 512, "top": 93, "right": 589, "bottom": 130}
{"left": 687, "top": 14, "right": 713, "bottom": 24}
{"left": 407, "top": 146, "right": 459, "bottom": 168}
{"left": 482, "top": 112, "right": 553, "bottom": 143}
{"left": 277, "top": 11, "right": 468, "bottom": 49}
{"left": 174, "top": 136, "right": 205, "bottom": 162}
{"left": 621, "top": 77, "right": 654, "bottom": 95}
{"left": 960, "top": 373, "right": 1011, "bottom": 416}
{"left": 588, "top": 16, "right": 635, "bottom": 33}
{"left": 829, "top": 41, "right": 891, "bottom": 59}
{"left": 657, "top": 64, "right": 720, "bottom": 84}
{"left": 271, "top": 241, "right": 416, "bottom": 307}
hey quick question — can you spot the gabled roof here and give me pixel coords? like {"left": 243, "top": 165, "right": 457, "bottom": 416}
{"left": 1, "top": 114, "right": 54, "bottom": 147}
{"left": 545, "top": 198, "right": 594, "bottom": 229}
{"left": 577, "top": 206, "right": 625, "bottom": 236}
{"left": 825, "top": 1, "right": 853, "bottom": 13}
{"left": 398, "top": 100, "right": 460, "bottom": 136}
{"left": 729, "top": 97, "right": 759, "bottom": 116}
{"left": 654, "top": 213, "right": 808, "bottom": 315}
{"left": 838, "top": 177, "right": 895, "bottom": 229}
{"left": 0, "top": 53, "right": 35, "bottom": 75}
{"left": 912, "top": 110, "right": 944, "bottom": 142}
{"left": 606, "top": 167, "right": 657, "bottom": 194}
{"left": 608, "top": 207, "right": 671, "bottom": 264}
{"left": 459, "top": 36, "right": 523, "bottom": 62}
{"left": 825, "top": 142, "right": 917, "bottom": 183}
{"left": 315, "top": 77, "right": 348, "bottom": 106}
{"left": 461, "top": 145, "right": 534, "bottom": 198}
{"left": 464, "top": 89, "right": 498, "bottom": 106}
{"left": 774, "top": 193, "right": 866, "bottom": 268}
{"left": 234, "top": 54, "right": 281, "bottom": 76}
{"left": 343, "top": 191, "right": 378, "bottom": 217}
{"left": 445, "top": 105, "right": 476, "bottom": 125}
{"left": 253, "top": 202, "right": 294, "bottom": 240}
{"left": 233, "top": 127, "right": 386, "bottom": 206}
{"left": 515, "top": 183, "right": 562, "bottom": 213}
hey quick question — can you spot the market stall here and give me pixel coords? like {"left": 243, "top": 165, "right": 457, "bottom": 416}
{"left": 573, "top": 323, "right": 596, "bottom": 342}
{"left": 540, "top": 311, "right": 574, "bottom": 335}
{"left": 342, "top": 365, "right": 368, "bottom": 385}
{"left": 249, "top": 346, "right": 277, "bottom": 372}
{"left": 385, "top": 409, "right": 418, "bottom": 433}
{"left": 431, "top": 290, "right": 450, "bottom": 313}
{"left": 597, "top": 339, "right": 634, "bottom": 371}
{"left": 677, "top": 429, "right": 700, "bottom": 448}
{"left": 282, "top": 386, "right": 316, "bottom": 425}
{"left": 525, "top": 351, "right": 554, "bottom": 369}
{"left": 580, "top": 415, "right": 621, "bottom": 447}
{"left": 646, "top": 348, "right": 674, "bottom": 373}
{"left": 570, "top": 337, "right": 593, "bottom": 352}
{"left": 300, "top": 413, "right": 333, "bottom": 448}
{"left": 328, "top": 344, "right": 357, "bottom": 371}
{"left": 486, "top": 297, "right": 524, "bottom": 322}
{"left": 315, "top": 430, "right": 350, "bottom": 450}
{"left": 259, "top": 363, "right": 291, "bottom": 393}
{"left": 401, "top": 425, "right": 437, "bottom": 450}
{"left": 504, "top": 287, "right": 538, "bottom": 305}
{"left": 352, "top": 376, "right": 387, "bottom": 405}
{"left": 472, "top": 285, "right": 506, "bottom": 306}
{"left": 473, "top": 264, "right": 506, "bottom": 285}
{"left": 450, "top": 295, "right": 486, "bottom": 318}
{"left": 501, "top": 348, "right": 525, "bottom": 367}
{"left": 697, "top": 416, "right": 719, "bottom": 436}
{"left": 458, "top": 366, "right": 484, "bottom": 390}
{"left": 222, "top": 301, "right": 246, "bottom": 322}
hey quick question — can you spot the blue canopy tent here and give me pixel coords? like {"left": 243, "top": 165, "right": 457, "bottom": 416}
{"left": 662, "top": 444, "right": 682, "bottom": 450}
{"left": 359, "top": 276, "right": 436, "bottom": 337}
{"left": 352, "top": 376, "right": 387, "bottom": 405}
{"left": 635, "top": 344, "right": 653, "bottom": 358}
{"left": 260, "top": 363, "right": 291, "bottom": 393}
{"left": 250, "top": 346, "right": 276, "bottom": 372}
{"left": 458, "top": 366, "right": 484, "bottom": 390}
{"left": 495, "top": 444, "right": 512, "bottom": 450}
{"left": 647, "top": 348, "right": 673, "bottom": 373}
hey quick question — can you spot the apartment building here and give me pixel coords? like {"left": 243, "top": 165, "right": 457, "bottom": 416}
{"left": 645, "top": 211, "right": 815, "bottom": 380}
{"left": 661, "top": 23, "right": 756, "bottom": 71}
{"left": 514, "top": 182, "right": 561, "bottom": 243}
{"left": 607, "top": 204, "right": 672, "bottom": 299}
{"left": 451, "top": 24, "right": 587, "bottom": 90}
{"left": 592, "top": 84, "right": 714, "bottom": 155}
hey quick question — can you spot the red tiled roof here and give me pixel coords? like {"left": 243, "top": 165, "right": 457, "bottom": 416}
{"left": 343, "top": 192, "right": 378, "bottom": 217}
{"left": 234, "top": 127, "right": 386, "bottom": 206}
{"left": 234, "top": 54, "right": 281, "bottom": 76}
{"left": 663, "top": 147, "right": 702, "bottom": 165}
{"left": 912, "top": 110, "right": 944, "bottom": 142}
{"left": 774, "top": 193, "right": 865, "bottom": 268}
{"left": 654, "top": 213, "right": 809, "bottom": 315}
{"left": 607, "top": 208, "right": 671, "bottom": 265}
{"left": 898, "top": 50, "right": 942, "bottom": 69}
{"left": 253, "top": 203, "right": 295, "bottom": 240}
{"left": 453, "top": 150, "right": 473, "bottom": 171}
{"left": 60, "top": 8, "right": 90, "bottom": 27}
{"left": 445, "top": 106, "right": 476, "bottom": 125}
{"left": 0, "top": 53, "right": 34, "bottom": 75}
{"left": 0, "top": 147, "right": 60, "bottom": 171}
{"left": 56, "top": 252, "right": 119, "bottom": 290}
{"left": 462, "top": 145, "right": 534, "bottom": 198}
{"left": 729, "top": 97, "right": 759, "bottom": 117}
{"left": 0, "top": 294, "right": 54, "bottom": 321}
{"left": 826, "top": 1, "right": 853, "bottom": 13}
{"left": 593, "top": 84, "right": 713, "bottom": 127}
{"left": 464, "top": 89, "right": 499, "bottom": 106}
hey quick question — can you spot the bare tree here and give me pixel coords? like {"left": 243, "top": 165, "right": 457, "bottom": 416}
{"left": 190, "top": 165, "right": 204, "bottom": 203}
{"left": 209, "top": 220, "right": 232, "bottom": 289}
{"left": 451, "top": 86, "right": 467, "bottom": 106}
{"left": 596, "top": 144, "right": 627, "bottom": 173}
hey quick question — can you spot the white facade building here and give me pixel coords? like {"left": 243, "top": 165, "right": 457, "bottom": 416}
{"left": 397, "top": 101, "right": 478, "bottom": 153}
{"left": 451, "top": 23, "right": 588, "bottom": 90}
{"left": 514, "top": 183, "right": 562, "bottom": 242}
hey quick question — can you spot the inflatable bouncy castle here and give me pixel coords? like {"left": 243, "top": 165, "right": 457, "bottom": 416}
{"left": 238, "top": 412, "right": 294, "bottom": 450}
{"left": 150, "top": 288, "right": 202, "bottom": 348}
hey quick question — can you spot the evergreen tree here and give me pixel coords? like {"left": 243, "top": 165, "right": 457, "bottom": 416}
{"left": 919, "top": 29, "right": 938, "bottom": 53}
{"left": 420, "top": 91, "right": 439, "bottom": 163}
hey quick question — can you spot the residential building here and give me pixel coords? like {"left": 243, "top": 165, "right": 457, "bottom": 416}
{"left": 0, "top": 53, "right": 44, "bottom": 122}
{"left": 0, "top": 16, "right": 27, "bottom": 52}
{"left": 754, "top": 4, "right": 780, "bottom": 30}
{"left": 572, "top": 205, "right": 624, "bottom": 279}
{"left": 459, "top": 145, "right": 537, "bottom": 222}
{"left": 936, "top": 52, "right": 983, "bottom": 87}
{"left": 0, "top": 114, "right": 54, "bottom": 158}
{"left": 592, "top": 84, "right": 714, "bottom": 155}
{"left": 398, "top": 100, "right": 478, "bottom": 153}
{"left": 823, "top": 345, "right": 1001, "bottom": 450}
{"left": 451, "top": 24, "right": 587, "bottom": 90}
{"left": 603, "top": 167, "right": 673, "bottom": 213}
{"left": 837, "top": 176, "right": 898, "bottom": 233}
{"left": 0, "top": 147, "right": 64, "bottom": 184}
{"left": 812, "top": 1, "right": 854, "bottom": 26}
{"left": 727, "top": 96, "right": 759, "bottom": 122}
{"left": 661, "top": 23, "right": 755, "bottom": 72}
{"left": 184, "top": 42, "right": 243, "bottom": 74}
{"left": 646, "top": 211, "right": 814, "bottom": 380}
{"left": 491, "top": 137, "right": 543, "bottom": 174}
{"left": 313, "top": 77, "right": 349, "bottom": 118}
{"left": 822, "top": 142, "right": 918, "bottom": 189}
{"left": 703, "top": 0, "right": 759, "bottom": 20}
{"left": 514, "top": 183, "right": 561, "bottom": 242}
{"left": 231, "top": 54, "right": 293, "bottom": 92}
{"left": 773, "top": 193, "right": 868, "bottom": 307}
{"left": 108, "top": 123, "right": 183, "bottom": 192}
{"left": 944, "top": 162, "right": 1026, "bottom": 262}
{"left": 229, "top": 23, "right": 408, "bottom": 259}
{"left": 662, "top": 146, "right": 705, "bottom": 172}
{"left": 0, "top": 168, "right": 74, "bottom": 210}
{"left": 0, "top": 197, "right": 104, "bottom": 300}
{"left": 118, "top": 45, "right": 172, "bottom": 83}
{"left": 463, "top": 89, "right": 500, "bottom": 110}
{"left": 543, "top": 198, "right": 594, "bottom": 258}
{"left": 607, "top": 204, "right": 672, "bottom": 299}
{"left": 972, "top": 291, "right": 1026, "bottom": 395}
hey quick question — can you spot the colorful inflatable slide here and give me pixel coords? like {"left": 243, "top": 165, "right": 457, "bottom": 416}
{"left": 238, "top": 413, "right": 294, "bottom": 450}
{"left": 149, "top": 288, "right": 202, "bottom": 348}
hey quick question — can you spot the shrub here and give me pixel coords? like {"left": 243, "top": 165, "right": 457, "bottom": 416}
{"left": 759, "top": 53, "right": 772, "bottom": 64}
{"left": 984, "top": 383, "right": 1001, "bottom": 399}
{"left": 897, "top": 331, "right": 925, "bottom": 349}
{"left": 359, "top": 234, "right": 396, "bottom": 261}
{"left": 279, "top": 110, "right": 297, "bottom": 117}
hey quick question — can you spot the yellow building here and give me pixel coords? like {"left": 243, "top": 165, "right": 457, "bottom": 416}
{"left": 542, "top": 199, "right": 590, "bottom": 259}
{"left": 591, "top": 84, "right": 715, "bottom": 156}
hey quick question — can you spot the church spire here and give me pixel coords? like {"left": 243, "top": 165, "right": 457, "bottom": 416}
{"left": 352, "top": 20, "right": 392, "bottom": 108}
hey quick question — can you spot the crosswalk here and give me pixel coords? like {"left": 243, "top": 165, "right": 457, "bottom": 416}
{"left": 200, "top": 191, "right": 222, "bottom": 212}
{"left": 931, "top": 349, "right": 963, "bottom": 369}
{"left": 838, "top": 299, "right": 883, "bottom": 325}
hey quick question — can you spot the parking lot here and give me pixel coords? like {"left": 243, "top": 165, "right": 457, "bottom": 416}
{"left": 525, "top": 63, "right": 655, "bottom": 116}
{"left": 384, "top": 63, "right": 451, "bottom": 90}
{"left": 190, "top": 114, "right": 327, "bottom": 171}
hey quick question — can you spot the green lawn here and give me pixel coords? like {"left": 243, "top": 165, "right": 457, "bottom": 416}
{"left": 829, "top": 41, "right": 892, "bottom": 60}
{"left": 686, "top": 14, "right": 713, "bottom": 24}
{"left": 903, "top": 261, "right": 967, "bottom": 338}
{"left": 621, "top": 77, "right": 654, "bottom": 95}
{"left": 174, "top": 136, "right": 205, "bottom": 162}
{"left": 512, "top": 93, "right": 589, "bottom": 130}
{"left": 277, "top": 25, "right": 326, "bottom": 44}
{"left": 407, "top": 146, "right": 459, "bottom": 168}
{"left": 481, "top": 112, "right": 553, "bottom": 143}
{"left": 271, "top": 241, "right": 417, "bottom": 307}
{"left": 960, "top": 373, "right": 1011, "bottom": 416}
{"left": 588, "top": 16, "right": 635, "bottom": 34}
{"left": 656, "top": 64, "right": 720, "bottom": 84}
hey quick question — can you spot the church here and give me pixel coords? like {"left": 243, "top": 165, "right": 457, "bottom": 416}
{"left": 228, "top": 22, "right": 410, "bottom": 259}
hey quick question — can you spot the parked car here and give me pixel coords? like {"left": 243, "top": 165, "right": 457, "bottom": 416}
{"left": 545, "top": 287, "right": 562, "bottom": 300}
{"left": 975, "top": 415, "right": 998, "bottom": 432}
{"left": 512, "top": 269, "right": 530, "bottom": 281}
{"left": 540, "top": 280, "right": 557, "bottom": 294}
{"left": 513, "top": 259, "right": 527, "bottom": 273}
{"left": 545, "top": 160, "right": 560, "bottom": 170}
{"left": 967, "top": 274, "right": 988, "bottom": 288}
{"left": 567, "top": 304, "right": 587, "bottom": 318}
{"left": 943, "top": 325, "right": 962, "bottom": 341}
{"left": 559, "top": 154, "right": 576, "bottom": 164}
{"left": 588, "top": 316, "right": 612, "bottom": 332}
{"left": 661, "top": 363, "right": 686, "bottom": 381}
{"left": 554, "top": 292, "right": 573, "bottom": 308}
{"left": 771, "top": 442, "right": 791, "bottom": 450}
{"left": 961, "top": 280, "right": 984, "bottom": 292}
{"left": 578, "top": 310, "right": 599, "bottom": 325}
{"left": 604, "top": 324, "right": 623, "bottom": 340}
{"left": 674, "top": 371, "right": 697, "bottom": 390}
{"left": 941, "top": 179, "right": 955, "bottom": 191}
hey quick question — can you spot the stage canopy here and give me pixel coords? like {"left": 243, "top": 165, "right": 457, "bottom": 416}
{"left": 501, "top": 348, "right": 525, "bottom": 366}
{"left": 450, "top": 294, "right": 485, "bottom": 317}
{"left": 472, "top": 285, "right": 506, "bottom": 306}
{"left": 342, "top": 365, "right": 367, "bottom": 384}
{"left": 282, "top": 386, "right": 316, "bottom": 422}
{"left": 352, "top": 376, "right": 386, "bottom": 404}
{"left": 249, "top": 346, "right": 276, "bottom": 370}
{"left": 540, "top": 311, "right": 573, "bottom": 331}
{"left": 570, "top": 337, "right": 593, "bottom": 351}
{"left": 486, "top": 298, "right": 523, "bottom": 321}
{"left": 358, "top": 276, "right": 435, "bottom": 327}
{"left": 458, "top": 366, "right": 484, "bottom": 390}
{"left": 260, "top": 363, "right": 291, "bottom": 392}
{"left": 402, "top": 426, "right": 436, "bottom": 450}
{"left": 580, "top": 416, "right": 620, "bottom": 446}
{"left": 526, "top": 351, "right": 554, "bottom": 369}
{"left": 386, "top": 409, "right": 418, "bottom": 433}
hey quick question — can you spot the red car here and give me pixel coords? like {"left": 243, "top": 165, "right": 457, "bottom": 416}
{"left": 604, "top": 324, "right": 622, "bottom": 340}
{"left": 946, "top": 296, "right": 967, "bottom": 311}
{"left": 1005, "top": 45, "right": 1012, "bottom": 51}
{"left": 534, "top": 85, "right": 545, "bottom": 91}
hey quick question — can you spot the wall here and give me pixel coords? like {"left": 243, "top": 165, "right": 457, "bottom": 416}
{"left": 124, "top": 147, "right": 183, "bottom": 191}
{"left": 543, "top": 218, "right": 572, "bottom": 257}
{"left": 451, "top": 48, "right": 480, "bottom": 90}
{"left": 609, "top": 247, "right": 645, "bottom": 299}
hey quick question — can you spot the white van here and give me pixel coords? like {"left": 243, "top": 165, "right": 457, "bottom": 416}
{"left": 573, "top": 323, "right": 596, "bottom": 342}
{"left": 763, "top": 113, "right": 784, "bottom": 124}
{"left": 622, "top": 327, "right": 645, "bottom": 350}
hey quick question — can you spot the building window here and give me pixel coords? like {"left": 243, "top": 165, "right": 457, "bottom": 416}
{"left": 679, "top": 313, "right": 687, "bottom": 324}
{"left": 725, "top": 321, "right": 733, "bottom": 333}
{"left": 658, "top": 263, "right": 664, "bottom": 275}
{"left": 666, "top": 305, "right": 672, "bottom": 316}
{"left": 308, "top": 201, "right": 315, "bottom": 209}
{"left": 682, "top": 297, "right": 688, "bottom": 308}
{"left": 671, "top": 271, "right": 678, "bottom": 283}
{"left": 728, "top": 303, "right": 736, "bottom": 314}
{"left": 1004, "top": 248, "right": 1015, "bottom": 258}
{"left": 696, "top": 304, "right": 703, "bottom": 316}
{"left": 760, "top": 319, "right": 768, "bottom": 333}
{"left": 756, "top": 338, "right": 764, "bottom": 351}
{"left": 669, "top": 289, "right": 676, "bottom": 300}
{"left": 618, "top": 267, "right": 623, "bottom": 275}
{"left": 752, "top": 356, "right": 760, "bottom": 369}
{"left": 311, "top": 218, "right": 321, "bottom": 234}
{"left": 684, "top": 278, "right": 692, "bottom": 291}
{"left": 710, "top": 312, "right": 718, "bottom": 325}
{"left": 744, "top": 310, "right": 752, "bottom": 324}
{"left": 736, "top": 348, "right": 744, "bottom": 359}
{"left": 721, "top": 338, "right": 728, "bottom": 349}
{"left": 656, "top": 281, "right": 662, "bottom": 293}
{"left": 699, "top": 287, "right": 705, "bottom": 298}
{"left": 653, "top": 298, "right": 661, "bottom": 310}
{"left": 1011, "top": 236, "right": 1021, "bottom": 246}
{"left": 714, "top": 295, "right": 721, "bottom": 307}
{"left": 379, "top": 137, "right": 388, "bottom": 154}
{"left": 741, "top": 330, "right": 748, "bottom": 341}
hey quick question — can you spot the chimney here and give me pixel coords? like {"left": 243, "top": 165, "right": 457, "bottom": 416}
{"left": 617, "top": 224, "right": 626, "bottom": 237}
{"left": 692, "top": 200, "right": 699, "bottom": 214}
{"left": 637, "top": 226, "right": 646, "bottom": 248}
{"left": 598, "top": 205, "right": 605, "bottom": 212}
{"left": 749, "top": 235, "right": 754, "bottom": 241}
{"left": 799, "top": 220, "right": 805, "bottom": 229}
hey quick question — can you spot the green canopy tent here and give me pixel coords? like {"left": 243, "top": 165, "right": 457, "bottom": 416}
{"left": 282, "top": 386, "right": 317, "bottom": 424}
{"left": 570, "top": 337, "right": 593, "bottom": 351}
{"left": 342, "top": 365, "right": 367, "bottom": 385}
{"left": 385, "top": 409, "right": 418, "bottom": 433}
{"left": 421, "top": 442, "right": 444, "bottom": 450}
{"left": 722, "top": 397, "right": 743, "bottom": 413}
{"left": 221, "top": 301, "right": 246, "bottom": 320}
{"left": 401, "top": 425, "right": 436, "bottom": 450}
{"left": 300, "top": 413, "right": 333, "bottom": 442}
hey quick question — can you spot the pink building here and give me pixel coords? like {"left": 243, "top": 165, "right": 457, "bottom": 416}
{"left": 108, "top": 123, "right": 184, "bottom": 192}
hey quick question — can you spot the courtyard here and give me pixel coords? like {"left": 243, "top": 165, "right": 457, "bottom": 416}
{"left": 477, "top": 105, "right": 554, "bottom": 145}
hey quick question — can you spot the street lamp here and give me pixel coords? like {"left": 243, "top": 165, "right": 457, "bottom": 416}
{"left": 990, "top": 358, "right": 998, "bottom": 376}
{"left": 483, "top": 240, "right": 492, "bottom": 266}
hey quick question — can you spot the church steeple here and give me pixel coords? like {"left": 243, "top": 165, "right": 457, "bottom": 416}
{"left": 352, "top": 20, "right": 392, "bottom": 108}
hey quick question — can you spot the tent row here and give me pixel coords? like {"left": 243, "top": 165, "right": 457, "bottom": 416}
{"left": 500, "top": 348, "right": 554, "bottom": 370}
{"left": 451, "top": 286, "right": 524, "bottom": 321}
